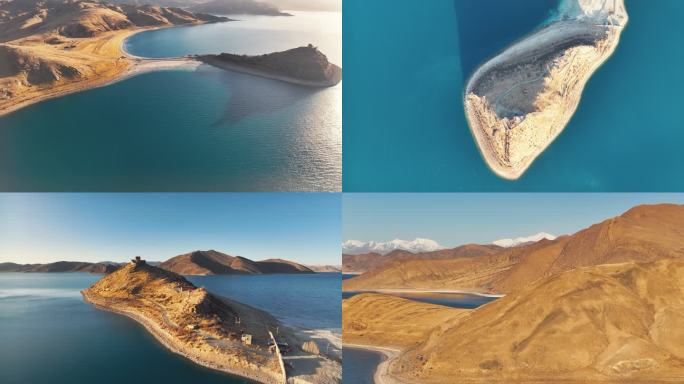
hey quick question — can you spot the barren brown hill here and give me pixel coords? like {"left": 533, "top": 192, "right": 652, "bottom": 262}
{"left": 0, "top": 0, "right": 228, "bottom": 116}
{"left": 345, "top": 204, "right": 684, "bottom": 294}
{"left": 342, "top": 244, "right": 502, "bottom": 274}
{"left": 199, "top": 45, "right": 342, "bottom": 87}
{"left": 82, "top": 259, "right": 286, "bottom": 383}
{"left": 159, "top": 249, "right": 314, "bottom": 275}
{"left": 392, "top": 258, "right": 684, "bottom": 383}
{"left": 0, "top": 260, "right": 119, "bottom": 273}
{"left": 343, "top": 293, "right": 467, "bottom": 350}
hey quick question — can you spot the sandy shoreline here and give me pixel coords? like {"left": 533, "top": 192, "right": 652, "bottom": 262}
{"left": 0, "top": 26, "right": 202, "bottom": 119}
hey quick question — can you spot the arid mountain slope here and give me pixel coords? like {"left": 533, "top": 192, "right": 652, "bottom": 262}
{"left": 393, "top": 259, "right": 684, "bottom": 383}
{"left": 82, "top": 260, "right": 286, "bottom": 383}
{"left": 343, "top": 293, "right": 467, "bottom": 350}
{"left": 0, "top": 0, "right": 227, "bottom": 115}
{"left": 159, "top": 250, "right": 314, "bottom": 275}
{"left": 343, "top": 244, "right": 502, "bottom": 274}
{"left": 345, "top": 204, "right": 684, "bottom": 293}
{"left": 0, "top": 260, "right": 118, "bottom": 273}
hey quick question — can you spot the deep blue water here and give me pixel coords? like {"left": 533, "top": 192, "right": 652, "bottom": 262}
{"left": 342, "top": 347, "right": 383, "bottom": 384}
{"left": 188, "top": 273, "right": 341, "bottom": 330}
{"left": 0, "top": 272, "right": 339, "bottom": 384}
{"left": 0, "top": 12, "right": 341, "bottom": 192}
{"left": 342, "top": 291, "right": 498, "bottom": 309}
{"left": 343, "top": 0, "right": 684, "bottom": 191}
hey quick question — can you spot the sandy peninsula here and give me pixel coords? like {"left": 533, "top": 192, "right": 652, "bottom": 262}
{"left": 464, "top": 0, "right": 628, "bottom": 180}
{"left": 83, "top": 258, "right": 341, "bottom": 384}
{"left": 0, "top": 0, "right": 227, "bottom": 117}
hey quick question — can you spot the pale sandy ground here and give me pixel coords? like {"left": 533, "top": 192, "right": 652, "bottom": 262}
{"left": 284, "top": 327, "right": 342, "bottom": 384}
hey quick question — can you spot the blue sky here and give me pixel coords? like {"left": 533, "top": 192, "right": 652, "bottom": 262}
{"left": 343, "top": 193, "right": 684, "bottom": 246}
{"left": 0, "top": 193, "right": 341, "bottom": 265}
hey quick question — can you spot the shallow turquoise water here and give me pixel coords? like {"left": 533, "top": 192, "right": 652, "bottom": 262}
{"left": 343, "top": 0, "right": 684, "bottom": 191}
{"left": 0, "top": 12, "right": 341, "bottom": 191}
{"left": 0, "top": 272, "right": 339, "bottom": 384}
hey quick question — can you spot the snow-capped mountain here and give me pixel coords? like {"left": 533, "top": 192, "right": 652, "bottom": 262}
{"left": 342, "top": 238, "right": 445, "bottom": 255}
{"left": 492, "top": 232, "right": 557, "bottom": 248}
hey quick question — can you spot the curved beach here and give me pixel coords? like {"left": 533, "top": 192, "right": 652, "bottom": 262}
{"left": 464, "top": 0, "right": 628, "bottom": 180}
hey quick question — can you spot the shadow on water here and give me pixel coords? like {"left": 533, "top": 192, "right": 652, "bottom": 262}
{"left": 453, "top": 0, "right": 559, "bottom": 82}
{"left": 203, "top": 67, "right": 324, "bottom": 127}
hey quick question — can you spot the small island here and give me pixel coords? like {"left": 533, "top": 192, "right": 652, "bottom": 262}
{"left": 82, "top": 257, "right": 341, "bottom": 384}
{"left": 464, "top": 0, "right": 628, "bottom": 180}
{"left": 198, "top": 45, "right": 342, "bottom": 87}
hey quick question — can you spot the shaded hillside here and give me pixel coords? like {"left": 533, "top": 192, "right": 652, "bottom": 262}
{"left": 345, "top": 204, "right": 684, "bottom": 293}
{"left": 343, "top": 244, "right": 502, "bottom": 274}
{"left": 0, "top": 261, "right": 118, "bottom": 273}
{"left": 199, "top": 45, "right": 341, "bottom": 86}
{"left": 159, "top": 249, "right": 314, "bottom": 275}
{"left": 189, "top": 0, "right": 290, "bottom": 16}
{"left": 394, "top": 258, "right": 684, "bottom": 383}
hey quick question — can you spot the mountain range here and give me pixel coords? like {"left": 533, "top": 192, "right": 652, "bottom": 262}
{"left": 344, "top": 204, "right": 684, "bottom": 293}
{"left": 342, "top": 238, "right": 446, "bottom": 255}
{"left": 343, "top": 243, "right": 502, "bottom": 274}
{"left": 492, "top": 231, "right": 557, "bottom": 247}
{"left": 1, "top": 249, "right": 337, "bottom": 275}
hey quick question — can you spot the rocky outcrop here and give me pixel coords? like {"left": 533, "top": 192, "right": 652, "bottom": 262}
{"left": 199, "top": 45, "right": 341, "bottom": 87}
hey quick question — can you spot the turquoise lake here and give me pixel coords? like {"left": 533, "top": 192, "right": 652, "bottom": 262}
{"left": 0, "top": 272, "right": 340, "bottom": 384}
{"left": 0, "top": 12, "right": 341, "bottom": 192}
{"left": 343, "top": 0, "right": 684, "bottom": 191}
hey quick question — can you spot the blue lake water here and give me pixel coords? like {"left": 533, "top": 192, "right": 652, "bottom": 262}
{"left": 0, "top": 11, "right": 341, "bottom": 192}
{"left": 342, "top": 291, "right": 498, "bottom": 309}
{"left": 342, "top": 347, "right": 384, "bottom": 384}
{"left": 341, "top": 290, "right": 498, "bottom": 383}
{"left": 343, "top": 0, "right": 684, "bottom": 191}
{"left": 0, "top": 272, "right": 339, "bottom": 384}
